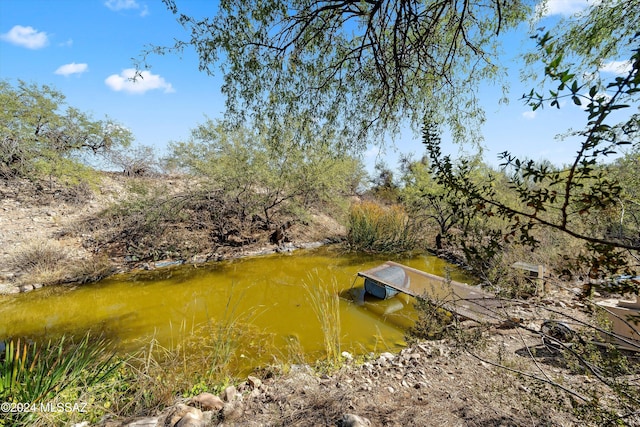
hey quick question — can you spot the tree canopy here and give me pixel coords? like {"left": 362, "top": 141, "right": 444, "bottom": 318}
{"left": 151, "top": 0, "right": 531, "bottom": 149}
{"left": 0, "top": 80, "right": 132, "bottom": 180}
{"left": 167, "top": 118, "right": 364, "bottom": 223}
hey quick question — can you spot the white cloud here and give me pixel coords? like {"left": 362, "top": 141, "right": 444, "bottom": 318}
{"left": 537, "top": 0, "right": 590, "bottom": 17}
{"left": 104, "top": 0, "right": 138, "bottom": 10}
{"left": 55, "top": 62, "right": 88, "bottom": 76}
{"left": 0, "top": 25, "right": 49, "bottom": 49}
{"left": 522, "top": 110, "right": 537, "bottom": 120}
{"left": 105, "top": 69, "right": 175, "bottom": 94}
{"left": 59, "top": 38, "right": 73, "bottom": 47}
{"left": 105, "top": 0, "right": 149, "bottom": 16}
{"left": 600, "top": 60, "right": 633, "bottom": 75}
{"left": 365, "top": 146, "right": 381, "bottom": 159}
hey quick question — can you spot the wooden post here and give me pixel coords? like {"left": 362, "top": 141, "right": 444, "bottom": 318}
{"left": 511, "top": 262, "right": 546, "bottom": 294}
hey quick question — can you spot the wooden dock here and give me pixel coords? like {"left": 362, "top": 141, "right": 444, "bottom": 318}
{"left": 358, "top": 261, "right": 506, "bottom": 324}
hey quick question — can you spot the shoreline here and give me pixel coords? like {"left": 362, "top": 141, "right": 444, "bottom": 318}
{"left": 0, "top": 238, "right": 341, "bottom": 295}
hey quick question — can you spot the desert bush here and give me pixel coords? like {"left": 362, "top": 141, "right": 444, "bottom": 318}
{"left": 406, "top": 297, "right": 454, "bottom": 342}
{"left": 68, "top": 255, "right": 117, "bottom": 284}
{"left": 8, "top": 240, "right": 114, "bottom": 286}
{"left": 104, "top": 144, "right": 159, "bottom": 177}
{"left": 86, "top": 184, "right": 257, "bottom": 261}
{"left": 167, "top": 119, "right": 364, "bottom": 225}
{"left": 10, "top": 240, "right": 69, "bottom": 272}
{"left": 347, "top": 201, "right": 419, "bottom": 253}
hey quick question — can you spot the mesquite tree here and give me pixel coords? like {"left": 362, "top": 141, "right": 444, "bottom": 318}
{"left": 425, "top": 31, "right": 640, "bottom": 292}
{"left": 145, "top": 0, "right": 530, "bottom": 149}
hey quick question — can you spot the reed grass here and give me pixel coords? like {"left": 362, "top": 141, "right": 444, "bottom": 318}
{"left": 347, "top": 201, "right": 418, "bottom": 253}
{"left": 109, "top": 289, "right": 273, "bottom": 417}
{"left": 0, "top": 334, "right": 119, "bottom": 427}
{"left": 303, "top": 272, "right": 342, "bottom": 367}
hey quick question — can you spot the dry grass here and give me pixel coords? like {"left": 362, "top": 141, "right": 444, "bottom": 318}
{"left": 9, "top": 239, "right": 71, "bottom": 285}
{"left": 8, "top": 239, "right": 115, "bottom": 286}
{"left": 68, "top": 255, "right": 116, "bottom": 284}
{"left": 303, "top": 271, "right": 342, "bottom": 367}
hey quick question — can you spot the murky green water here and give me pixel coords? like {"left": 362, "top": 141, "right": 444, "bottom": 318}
{"left": 0, "top": 246, "right": 471, "bottom": 369}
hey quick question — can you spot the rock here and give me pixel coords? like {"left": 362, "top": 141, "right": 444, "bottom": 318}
{"left": 163, "top": 404, "right": 203, "bottom": 427}
{"left": 176, "top": 411, "right": 205, "bottom": 427}
{"left": 341, "top": 351, "right": 354, "bottom": 361}
{"left": 190, "top": 392, "right": 224, "bottom": 411}
{"left": 339, "top": 413, "right": 372, "bottom": 427}
{"left": 247, "top": 375, "right": 262, "bottom": 390}
{"left": 201, "top": 411, "right": 213, "bottom": 424}
{"left": 0, "top": 283, "right": 20, "bottom": 295}
{"left": 221, "top": 401, "right": 244, "bottom": 421}
{"left": 223, "top": 385, "right": 238, "bottom": 402}
{"left": 122, "top": 418, "right": 159, "bottom": 427}
{"left": 154, "top": 260, "right": 184, "bottom": 268}
{"left": 380, "top": 352, "right": 395, "bottom": 361}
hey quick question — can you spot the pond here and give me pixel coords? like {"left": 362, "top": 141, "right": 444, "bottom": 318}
{"left": 0, "top": 246, "right": 472, "bottom": 372}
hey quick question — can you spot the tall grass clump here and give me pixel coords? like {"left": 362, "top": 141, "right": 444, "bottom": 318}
{"left": 115, "top": 320, "right": 271, "bottom": 416}
{"left": 9, "top": 240, "right": 116, "bottom": 286}
{"left": 0, "top": 334, "right": 120, "bottom": 427}
{"left": 9, "top": 240, "right": 70, "bottom": 285}
{"left": 347, "top": 201, "right": 418, "bottom": 253}
{"left": 304, "top": 272, "right": 342, "bottom": 367}
{"left": 110, "top": 292, "right": 272, "bottom": 416}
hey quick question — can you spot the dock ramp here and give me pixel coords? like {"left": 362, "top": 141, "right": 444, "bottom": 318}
{"left": 358, "top": 261, "right": 504, "bottom": 324}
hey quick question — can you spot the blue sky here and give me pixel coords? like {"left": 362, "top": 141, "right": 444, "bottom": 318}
{"left": 0, "top": 0, "right": 631, "bottom": 173}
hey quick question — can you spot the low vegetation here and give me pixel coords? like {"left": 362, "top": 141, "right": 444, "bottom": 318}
{"left": 8, "top": 239, "right": 115, "bottom": 287}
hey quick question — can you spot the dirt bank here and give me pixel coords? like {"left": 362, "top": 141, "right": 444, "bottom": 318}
{"left": 0, "top": 174, "right": 346, "bottom": 294}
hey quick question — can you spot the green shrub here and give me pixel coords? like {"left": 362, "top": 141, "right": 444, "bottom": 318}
{"left": 406, "top": 297, "right": 454, "bottom": 342}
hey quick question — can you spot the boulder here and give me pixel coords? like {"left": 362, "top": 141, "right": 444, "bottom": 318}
{"left": 190, "top": 392, "right": 224, "bottom": 411}
{"left": 175, "top": 411, "right": 205, "bottom": 427}
{"left": 221, "top": 401, "right": 244, "bottom": 422}
{"left": 247, "top": 375, "right": 262, "bottom": 390}
{"left": 222, "top": 385, "right": 238, "bottom": 402}
{"left": 339, "top": 413, "right": 372, "bottom": 427}
{"left": 163, "top": 404, "right": 203, "bottom": 427}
